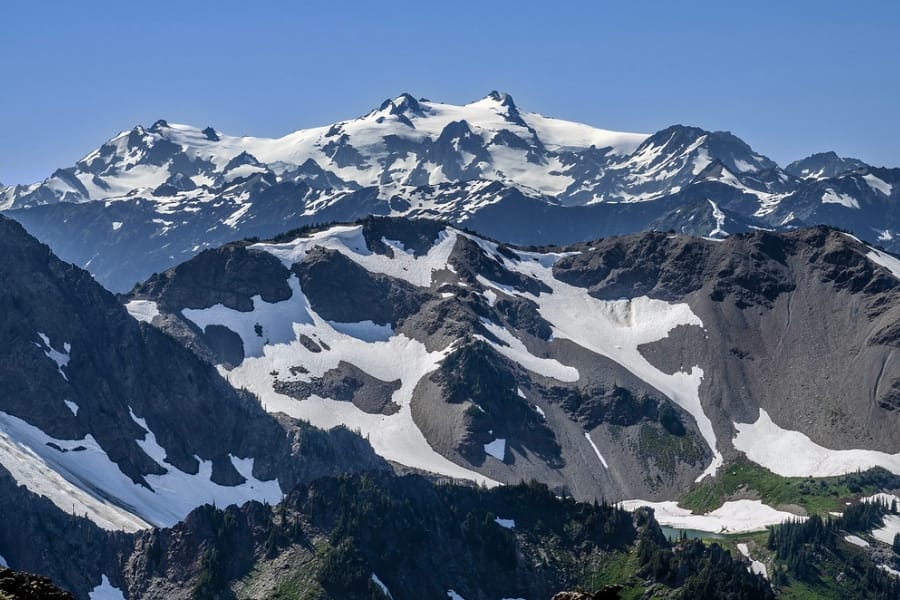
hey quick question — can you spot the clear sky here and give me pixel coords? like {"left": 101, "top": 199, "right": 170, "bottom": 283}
{"left": 2, "top": 0, "right": 898, "bottom": 185}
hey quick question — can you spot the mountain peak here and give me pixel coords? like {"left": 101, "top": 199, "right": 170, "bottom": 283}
{"left": 201, "top": 126, "right": 220, "bottom": 142}
{"left": 485, "top": 90, "right": 517, "bottom": 109}
{"left": 376, "top": 93, "right": 424, "bottom": 118}
{"left": 149, "top": 119, "right": 170, "bottom": 133}
{"left": 785, "top": 151, "right": 869, "bottom": 180}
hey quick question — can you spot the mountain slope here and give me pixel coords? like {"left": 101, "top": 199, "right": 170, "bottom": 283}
{"left": 0, "top": 215, "right": 386, "bottom": 535}
{"left": 126, "top": 217, "right": 900, "bottom": 509}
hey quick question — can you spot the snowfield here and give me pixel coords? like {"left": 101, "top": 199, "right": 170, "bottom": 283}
{"left": 182, "top": 224, "right": 725, "bottom": 484}
{"left": 253, "top": 225, "right": 458, "bottom": 288}
{"left": 0, "top": 405, "right": 282, "bottom": 531}
{"left": 476, "top": 318, "right": 578, "bottom": 382}
{"left": 469, "top": 237, "right": 722, "bottom": 479}
{"left": 866, "top": 247, "right": 900, "bottom": 280}
{"left": 734, "top": 408, "right": 900, "bottom": 477}
{"left": 618, "top": 499, "right": 802, "bottom": 534}
{"left": 872, "top": 515, "right": 900, "bottom": 546}
{"left": 37, "top": 332, "right": 70, "bottom": 381}
{"left": 736, "top": 542, "right": 768, "bottom": 579}
{"left": 183, "top": 275, "right": 498, "bottom": 487}
{"left": 125, "top": 300, "right": 160, "bottom": 324}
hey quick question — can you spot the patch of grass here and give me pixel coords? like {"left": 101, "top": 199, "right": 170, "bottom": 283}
{"left": 267, "top": 574, "right": 325, "bottom": 600}
{"left": 679, "top": 459, "right": 893, "bottom": 515}
{"left": 634, "top": 423, "right": 706, "bottom": 489}
{"left": 583, "top": 550, "right": 645, "bottom": 600}
{"left": 776, "top": 577, "right": 841, "bottom": 600}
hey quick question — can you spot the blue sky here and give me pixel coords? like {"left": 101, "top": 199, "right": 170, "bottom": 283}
{"left": 2, "top": 0, "right": 897, "bottom": 184}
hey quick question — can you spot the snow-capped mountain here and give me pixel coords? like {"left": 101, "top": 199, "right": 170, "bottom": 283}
{"left": 126, "top": 217, "right": 900, "bottom": 504}
{"left": 3, "top": 91, "right": 899, "bottom": 296}
{"left": 0, "top": 92, "right": 647, "bottom": 211}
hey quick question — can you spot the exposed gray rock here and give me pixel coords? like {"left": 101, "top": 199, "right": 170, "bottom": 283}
{"left": 274, "top": 361, "right": 401, "bottom": 415}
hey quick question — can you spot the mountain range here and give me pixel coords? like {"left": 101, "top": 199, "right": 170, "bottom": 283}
{"left": 3, "top": 92, "right": 900, "bottom": 599}
{"left": 2, "top": 92, "right": 897, "bottom": 292}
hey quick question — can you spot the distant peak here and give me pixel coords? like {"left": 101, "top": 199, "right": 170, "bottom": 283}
{"left": 202, "top": 126, "right": 220, "bottom": 142}
{"left": 785, "top": 151, "right": 869, "bottom": 179}
{"left": 486, "top": 90, "right": 516, "bottom": 109}
{"left": 224, "top": 151, "right": 262, "bottom": 171}
{"left": 377, "top": 93, "right": 423, "bottom": 117}
{"left": 149, "top": 119, "right": 170, "bottom": 133}
{"left": 641, "top": 124, "right": 709, "bottom": 149}
{"left": 391, "top": 92, "right": 422, "bottom": 114}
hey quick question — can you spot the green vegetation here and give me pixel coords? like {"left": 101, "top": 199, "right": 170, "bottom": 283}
{"left": 582, "top": 550, "right": 646, "bottom": 600}
{"left": 635, "top": 422, "right": 707, "bottom": 486}
{"left": 767, "top": 508, "right": 900, "bottom": 598}
{"left": 147, "top": 471, "right": 900, "bottom": 600}
{"left": 680, "top": 459, "right": 900, "bottom": 515}
{"left": 632, "top": 515, "right": 774, "bottom": 600}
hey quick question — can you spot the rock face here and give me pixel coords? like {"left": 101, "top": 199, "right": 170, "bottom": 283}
{"left": 129, "top": 216, "right": 722, "bottom": 501}
{"left": 0, "top": 215, "right": 388, "bottom": 588}
{"left": 126, "top": 216, "right": 900, "bottom": 505}
{"left": 0, "top": 567, "right": 75, "bottom": 600}
{"left": 552, "top": 589, "right": 623, "bottom": 600}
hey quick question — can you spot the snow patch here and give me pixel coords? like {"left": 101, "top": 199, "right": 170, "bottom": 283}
{"left": 0, "top": 554, "right": 6, "bottom": 568}
{"left": 872, "top": 515, "right": 900, "bottom": 545}
{"left": 844, "top": 534, "right": 869, "bottom": 548}
{"left": 734, "top": 408, "right": 900, "bottom": 477}
{"left": 880, "top": 564, "right": 900, "bottom": 578}
{"left": 708, "top": 199, "right": 728, "bottom": 237}
{"left": 184, "top": 276, "right": 497, "bottom": 486}
{"left": 64, "top": 400, "right": 79, "bottom": 416}
{"left": 821, "top": 188, "right": 859, "bottom": 209}
{"left": 736, "top": 543, "right": 768, "bottom": 578}
{"left": 584, "top": 432, "right": 609, "bottom": 469}
{"left": 474, "top": 241, "right": 720, "bottom": 479}
{"left": 618, "top": 499, "right": 802, "bottom": 534}
{"left": 125, "top": 300, "right": 160, "bottom": 324}
{"left": 866, "top": 247, "right": 900, "bottom": 280}
{"left": 447, "top": 591, "right": 466, "bottom": 600}
{"left": 253, "top": 225, "right": 457, "bottom": 288}
{"left": 223, "top": 202, "right": 252, "bottom": 228}
{"left": 476, "top": 318, "right": 578, "bottom": 382}
{"left": 482, "top": 288, "right": 498, "bottom": 307}
{"left": 0, "top": 406, "right": 282, "bottom": 531}
{"left": 495, "top": 517, "right": 515, "bottom": 529}
{"left": 37, "top": 333, "right": 70, "bottom": 381}
{"left": 370, "top": 573, "right": 393, "bottom": 598}
{"left": 863, "top": 174, "right": 893, "bottom": 196}
{"left": 732, "top": 159, "right": 755, "bottom": 173}
{"left": 111, "top": 221, "right": 123, "bottom": 231}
